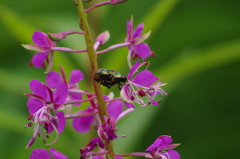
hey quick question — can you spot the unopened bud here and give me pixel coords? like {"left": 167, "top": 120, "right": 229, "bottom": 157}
{"left": 48, "top": 30, "right": 85, "bottom": 42}
{"left": 48, "top": 32, "right": 67, "bottom": 42}
{"left": 95, "top": 30, "right": 110, "bottom": 45}
{"left": 111, "top": 0, "right": 128, "bottom": 5}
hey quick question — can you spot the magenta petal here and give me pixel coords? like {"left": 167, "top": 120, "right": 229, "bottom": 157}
{"left": 104, "top": 95, "right": 109, "bottom": 101}
{"left": 32, "top": 52, "right": 48, "bottom": 68}
{"left": 152, "top": 100, "right": 158, "bottom": 106}
{"left": 126, "top": 21, "right": 133, "bottom": 41}
{"left": 108, "top": 100, "right": 123, "bottom": 119}
{"left": 30, "top": 149, "right": 51, "bottom": 159}
{"left": 124, "top": 101, "right": 135, "bottom": 108}
{"left": 146, "top": 135, "right": 173, "bottom": 152}
{"left": 133, "top": 23, "right": 144, "bottom": 39}
{"left": 155, "top": 135, "right": 173, "bottom": 151}
{"left": 128, "top": 60, "right": 141, "bottom": 79}
{"left": 162, "top": 150, "right": 180, "bottom": 159}
{"left": 54, "top": 82, "right": 68, "bottom": 104}
{"left": 47, "top": 121, "right": 54, "bottom": 134}
{"left": 120, "top": 84, "right": 133, "bottom": 104}
{"left": 69, "top": 69, "right": 84, "bottom": 85}
{"left": 30, "top": 80, "right": 49, "bottom": 101}
{"left": 92, "top": 155, "right": 104, "bottom": 159}
{"left": 134, "top": 43, "right": 150, "bottom": 59}
{"left": 132, "top": 70, "right": 158, "bottom": 86}
{"left": 55, "top": 111, "right": 66, "bottom": 133}
{"left": 26, "top": 137, "right": 36, "bottom": 148}
{"left": 46, "top": 71, "right": 62, "bottom": 88}
{"left": 32, "top": 31, "right": 49, "bottom": 47}
{"left": 27, "top": 98, "right": 44, "bottom": 114}
{"left": 72, "top": 115, "right": 94, "bottom": 133}
{"left": 69, "top": 92, "right": 82, "bottom": 106}
{"left": 50, "top": 148, "right": 68, "bottom": 159}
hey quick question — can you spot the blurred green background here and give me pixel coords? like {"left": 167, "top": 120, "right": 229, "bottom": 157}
{"left": 1, "top": 0, "right": 240, "bottom": 158}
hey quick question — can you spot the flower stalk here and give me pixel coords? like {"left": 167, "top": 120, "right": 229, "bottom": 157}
{"left": 75, "top": 0, "right": 114, "bottom": 158}
{"left": 23, "top": 1, "right": 180, "bottom": 158}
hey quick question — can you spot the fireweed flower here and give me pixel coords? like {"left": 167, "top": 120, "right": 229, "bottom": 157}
{"left": 22, "top": 31, "right": 56, "bottom": 71}
{"left": 24, "top": 79, "right": 68, "bottom": 148}
{"left": 145, "top": 135, "right": 180, "bottom": 159}
{"left": 121, "top": 60, "right": 168, "bottom": 107}
{"left": 72, "top": 94, "right": 123, "bottom": 133}
{"left": 46, "top": 67, "right": 85, "bottom": 107}
{"left": 97, "top": 117, "right": 126, "bottom": 142}
{"left": 22, "top": 30, "right": 86, "bottom": 73}
{"left": 80, "top": 137, "right": 105, "bottom": 159}
{"left": 80, "top": 117, "right": 126, "bottom": 159}
{"left": 30, "top": 148, "right": 68, "bottom": 159}
{"left": 125, "top": 16, "right": 154, "bottom": 61}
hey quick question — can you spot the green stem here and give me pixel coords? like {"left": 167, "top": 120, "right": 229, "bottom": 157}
{"left": 75, "top": 1, "right": 114, "bottom": 158}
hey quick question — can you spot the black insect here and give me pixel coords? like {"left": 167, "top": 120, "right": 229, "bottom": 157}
{"left": 94, "top": 68, "right": 127, "bottom": 89}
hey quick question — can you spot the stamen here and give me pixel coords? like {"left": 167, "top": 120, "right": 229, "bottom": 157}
{"left": 39, "top": 124, "right": 46, "bottom": 143}
{"left": 138, "top": 90, "right": 146, "bottom": 97}
{"left": 45, "top": 123, "right": 59, "bottom": 145}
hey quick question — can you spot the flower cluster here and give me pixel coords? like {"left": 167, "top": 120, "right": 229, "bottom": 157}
{"left": 22, "top": 0, "right": 180, "bottom": 159}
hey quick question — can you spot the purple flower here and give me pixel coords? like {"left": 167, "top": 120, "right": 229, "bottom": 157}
{"left": 120, "top": 60, "right": 168, "bottom": 107}
{"left": 30, "top": 148, "right": 68, "bottom": 159}
{"left": 125, "top": 16, "right": 154, "bottom": 60}
{"left": 80, "top": 137, "right": 105, "bottom": 159}
{"left": 22, "top": 31, "right": 56, "bottom": 70}
{"left": 46, "top": 67, "right": 84, "bottom": 106}
{"left": 80, "top": 118, "right": 125, "bottom": 159}
{"left": 72, "top": 94, "right": 123, "bottom": 133}
{"left": 94, "top": 31, "right": 110, "bottom": 50}
{"left": 72, "top": 105, "right": 96, "bottom": 133}
{"left": 24, "top": 79, "right": 68, "bottom": 148}
{"left": 145, "top": 135, "right": 180, "bottom": 159}
{"left": 97, "top": 117, "right": 126, "bottom": 142}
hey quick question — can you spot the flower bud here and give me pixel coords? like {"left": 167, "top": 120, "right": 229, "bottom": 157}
{"left": 48, "top": 32, "right": 67, "bottom": 42}
{"left": 48, "top": 30, "right": 85, "bottom": 42}
{"left": 95, "top": 30, "right": 110, "bottom": 45}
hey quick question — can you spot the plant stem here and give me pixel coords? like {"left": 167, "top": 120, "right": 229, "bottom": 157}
{"left": 75, "top": 1, "right": 114, "bottom": 158}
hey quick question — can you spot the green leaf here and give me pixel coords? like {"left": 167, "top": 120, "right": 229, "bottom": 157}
{"left": 158, "top": 39, "right": 240, "bottom": 84}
